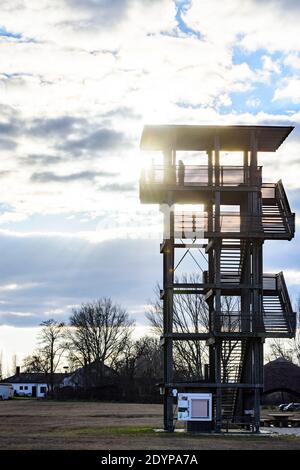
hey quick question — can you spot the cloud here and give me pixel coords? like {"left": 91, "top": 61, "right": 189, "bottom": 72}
{"left": 0, "top": 120, "right": 20, "bottom": 136}
{"left": 0, "top": 171, "right": 12, "bottom": 178}
{"left": 0, "top": 138, "right": 17, "bottom": 150}
{"left": 65, "top": 0, "right": 130, "bottom": 28}
{"left": 29, "top": 116, "right": 86, "bottom": 138}
{"left": 246, "top": 98, "right": 261, "bottom": 108}
{"left": 0, "top": 232, "right": 160, "bottom": 327}
{"left": 284, "top": 54, "right": 300, "bottom": 70}
{"left": 0, "top": 282, "right": 41, "bottom": 292}
{"left": 184, "top": 0, "right": 300, "bottom": 52}
{"left": 100, "top": 182, "right": 136, "bottom": 192}
{"left": 103, "top": 106, "right": 142, "bottom": 120}
{"left": 273, "top": 78, "right": 300, "bottom": 103}
{"left": 59, "top": 128, "right": 132, "bottom": 155}
{"left": 283, "top": 269, "right": 300, "bottom": 286}
{"left": 253, "top": 0, "right": 300, "bottom": 11}
{"left": 30, "top": 170, "right": 111, "bottom": 183}
{"left": 22, "top": 154, "right": 63, "bottom": 166}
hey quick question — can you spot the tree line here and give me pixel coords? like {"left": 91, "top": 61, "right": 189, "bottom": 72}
{"left": 18, "top": 287, "right": 300, "bottom": 401}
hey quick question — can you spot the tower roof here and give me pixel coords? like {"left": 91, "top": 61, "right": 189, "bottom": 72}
{"left": 140, "top": 125, "right": 294, "bottom": 152}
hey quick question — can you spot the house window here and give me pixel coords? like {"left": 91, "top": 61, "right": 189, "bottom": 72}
{"left": 40, "top": 386, "right": 46, "bottom": 394}
{"left": 24, "top": 386, "right": 28, "bottom": 390}
{"left": 19, "top": 386, "right": 23, "bottom": 390}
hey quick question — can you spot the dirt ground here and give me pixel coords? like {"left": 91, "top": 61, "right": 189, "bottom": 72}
{"left": 0, "top": 400, "right": 299, "bottom": 450}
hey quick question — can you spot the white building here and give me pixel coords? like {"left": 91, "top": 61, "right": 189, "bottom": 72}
{"left": 1, "top": 368, "right": 67, "bottom": 398}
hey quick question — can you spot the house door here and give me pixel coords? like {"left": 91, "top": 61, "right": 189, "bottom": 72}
{"left": 32, "top": 386, "right": 37, "bottom": 398}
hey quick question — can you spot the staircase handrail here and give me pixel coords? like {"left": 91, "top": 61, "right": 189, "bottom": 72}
{"left": 276, "top": 271, "right": 296, "bottom": 334}
{"left": 277, "top": 180, "right": 292, "bottom": 214}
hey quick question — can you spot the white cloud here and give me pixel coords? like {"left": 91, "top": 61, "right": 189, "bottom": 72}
{"left": 284, "top": 53, "right": 300, "bottom": 70}
{"left": 184, "top": 0, "right": 300, "bottom": 53}
{"left": 276, "top": 269, "right": 300, "bottom": 286}
{"left": 0, "top": 282, "right": 41, "bottom": 292}
{"left": 1, "top": 0, "right": 292, "bottom": 226}
{"left": 273, "top": 77, "right": 300, "bottom": 103}
{"left": 246, "top": 98, "right": 261, "bottom": 108}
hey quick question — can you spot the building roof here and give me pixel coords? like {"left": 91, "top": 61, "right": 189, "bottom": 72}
{"left": 63, "top": 361, "right": 118, "bottom": 387}
{"left": 1, "top": 372, "right": 68, "bottom": 384}
{"left": 140, "top": 125, "right": 294, "bottom": 152}
{"left": 264, "top": 358, "right": 300, "bottom": 393}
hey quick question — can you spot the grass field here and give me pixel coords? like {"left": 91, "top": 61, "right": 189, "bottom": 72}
{"left": 0, "top": 400, "right": 300, "bottom": 450}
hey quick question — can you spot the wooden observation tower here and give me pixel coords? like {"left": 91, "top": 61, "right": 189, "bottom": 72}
{"left": 139, "top": 125, "right": 296, "bottom": 433}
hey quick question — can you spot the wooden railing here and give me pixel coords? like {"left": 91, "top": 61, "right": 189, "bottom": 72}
{"left": 276, "top": 272, "right": 297, "bottom": 335}
{"left": 140, "top": 165, "right": 262, "bottom": 187}
{"left": 173, "top": 212, "right": 294, "bottom": 238}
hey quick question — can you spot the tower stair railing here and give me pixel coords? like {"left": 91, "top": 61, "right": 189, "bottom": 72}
{"left": 263, "top": 273, "right": 296, "bottom": 337}
{"left": 262, "top": 181, "right": 295, "bottom": 239}
{"left": 141, "top": 165, "right": 262, "bottom": 187}
{"left": 221, "top": 340, "right": 247, "bottom": 420}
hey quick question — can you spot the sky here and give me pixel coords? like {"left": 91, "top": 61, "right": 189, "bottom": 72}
{"left": 1, "top": 0, "right": 300, "bottom": 372}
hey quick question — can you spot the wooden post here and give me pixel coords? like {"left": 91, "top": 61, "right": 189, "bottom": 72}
{"left": 163, "top": 175, "right": 174, "bottom": 432}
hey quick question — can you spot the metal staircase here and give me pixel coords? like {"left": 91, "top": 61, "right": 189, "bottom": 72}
{"left": 220, "top": 240, "right": 242, "bottom": 285}
{"left": 262, "top": 180, "right": 295, "bottom": 239}
{"left": 263, "top": 272, "right": 296, "bottom": 338}
{"left": 263, "top": 294, "right": 288, "bottom": 335}
{"left": 221, "top": 340, "right": 246, "bottom": 419}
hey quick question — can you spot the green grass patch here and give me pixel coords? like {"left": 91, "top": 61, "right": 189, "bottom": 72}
{"left": 13, "top": 397, "right": 36, "bottom": 400}
{"left": 52, "top": 426, "right": 154, "bottom": 437}
{"left": 48, "top": 425, "right": 300, "bottom": 442}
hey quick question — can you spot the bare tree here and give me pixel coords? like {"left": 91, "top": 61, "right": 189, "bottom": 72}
{"left": 147, "top": 275, "right": 209, "bottom": 380}
{"left": 115, "top": 336, "right": 162, "bottom": 380}
{"left": 67, "top": 298, "right": 134, "bottom": 376}
{"left": 114, "top": 339, "right": 137, "bottom": 380}
{"left": 134, "top": 336, "right": 162, "bottom": 379}
{"left": 22, "top": 319, "right": 66, "bottom": 394}
{"left": 147, "top": 276, "right": 240, "bottom": 380}
{"left": 39, "top": 319, "right": 66, "bottom": 391}
{"left": 23, "top": 353, "right": 49, "bottom": 373}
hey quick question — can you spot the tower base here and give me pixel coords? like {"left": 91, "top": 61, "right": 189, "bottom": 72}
{"left": 186, "top": 421, "right": 213, "bottom": 433}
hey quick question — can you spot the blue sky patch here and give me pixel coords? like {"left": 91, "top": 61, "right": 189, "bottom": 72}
{"left": 0, "top": 27, "right": 22, "bottom": 40}
{"left": 175, "top": 0, "right": 202, "bottom": 39}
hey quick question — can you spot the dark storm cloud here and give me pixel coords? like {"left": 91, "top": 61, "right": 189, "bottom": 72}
{"left": 58, "top": 128, "right": 131, "bottom": 156}
{"left": 0, "top": 234, "right": 161, "bottom": 327}
{"left": 30, "top": 170, "right": 114, "bottom": 183}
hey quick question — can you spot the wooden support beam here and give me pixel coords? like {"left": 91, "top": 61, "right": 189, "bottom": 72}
{"left": 163, "top": 333, "right": 210, "bottom": 340}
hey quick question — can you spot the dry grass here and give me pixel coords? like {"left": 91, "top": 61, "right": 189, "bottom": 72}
{"left": 0, "top": 400, "right": 299, "bottom": 450}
